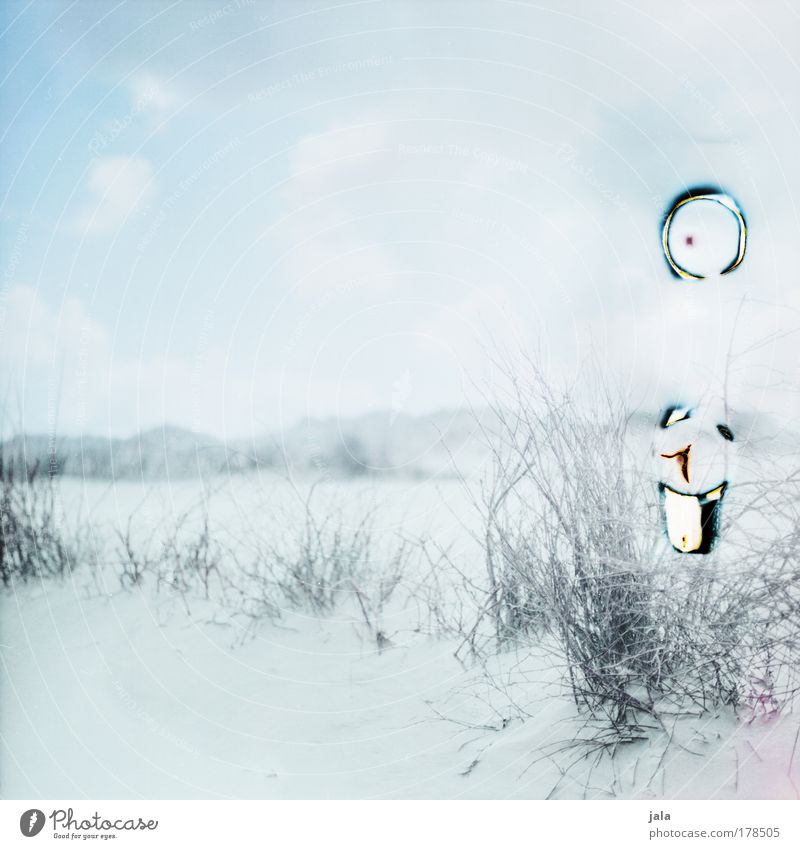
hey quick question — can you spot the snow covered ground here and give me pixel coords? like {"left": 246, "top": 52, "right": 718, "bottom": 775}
{"left": 2, "top": 0, "right": 799, "bottom": 807}
{"left": 2, "top": 476, "right": 799, "bottom": 800}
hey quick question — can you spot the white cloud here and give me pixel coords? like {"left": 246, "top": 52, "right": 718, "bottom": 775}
{"left": 74, "top": 155, "right": 155, "bottom": 236}
{"left": 0, "top": 285, "right": 108, "bottom": 434}
{"left": 127, "top": 71, "right": 179, "bottom": 116}
{"left": 275, "top": 121, "right": 397, "bottom": 295}
{"left": 0, "top": 285, "right": 292, "bottom": 438}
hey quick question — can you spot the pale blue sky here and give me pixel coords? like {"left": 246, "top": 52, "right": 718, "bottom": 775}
{"left": 1, "top": 0, "right": 798, "bottom": 437}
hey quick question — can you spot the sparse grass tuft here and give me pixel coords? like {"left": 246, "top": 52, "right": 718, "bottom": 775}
{"left": 236, "top": 483, "right": 409, "bottom": 650}
{"left": 466, "top": 358, "right": 800, "bottom": 737}
{"left": 0, "top": 456, "right": 83, "bottom": 586}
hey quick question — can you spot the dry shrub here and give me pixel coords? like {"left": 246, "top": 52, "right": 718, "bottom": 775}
{"left": 0, "top": 457, "right": 83, "bottom": 586}
{"left": 232, "top": 483, "right": 409, "bottom": 649}
{"left": 469, "top": 359, "right": 800, "bottom": 734}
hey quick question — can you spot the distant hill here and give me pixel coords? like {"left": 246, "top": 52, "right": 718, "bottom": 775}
{"left": 3, "top": 405, "right": 790, "bottom": 481}
{"left": 0, "top": 426, "right": 248, "bottom": 480}
{"left": 0, "top": 409, "right": 497, "bottom": 480}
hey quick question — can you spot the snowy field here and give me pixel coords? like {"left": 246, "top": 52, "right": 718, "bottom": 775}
{"left": 2, "top": 474, "right": 799, "bottom": 800}
{"left": 1, "top": 0, "right": 799, "bottom": 806}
